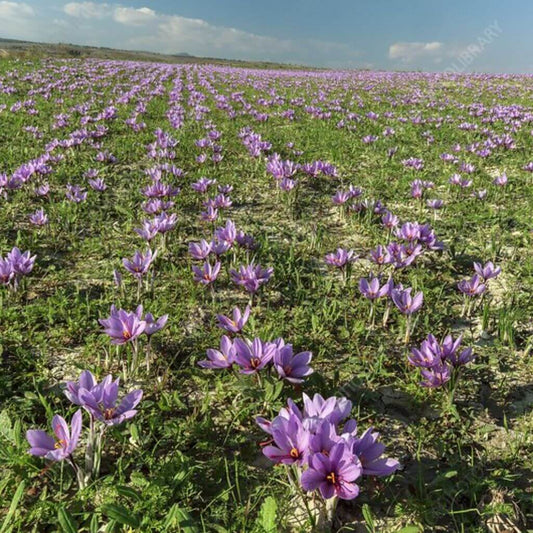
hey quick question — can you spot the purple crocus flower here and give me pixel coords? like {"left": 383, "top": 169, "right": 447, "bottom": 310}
{"left": 198, "top": 335, "right": 236, "bottom": 369}
{"left": 200, "top": 206, "right": 218, "bottom": 222}
{"left": 27, "top": 410, "right": 82, "bottom": 461}
{"left": 214, "top": 219, "right": 237, "bottom": 246}
{"left": 391, "top": 287, "right": 423, "bottom": 314}
{"left": 273, "top": 344, "right": 313, "bottom": 384}
{"left": 192, "top": 260, "right": 221, "bottom": 285}
{"left": 332, "top": 190, "right": 350, "bottom": 205}
{"left": 88, "top": 178, "right": 107, "bottom": 191}
{"left": 29, "top": 208, "right": 48, "bottom": 226}
{"left": 381, "top": 211, "right": 399, "bottom": 229}
{"left": 66, "top": 184, "right": 87, "bottom": 203}
{"left": 134, "top": 220, "right": 160, "bottom": 242}
{"left": 300, "top": 442, "right": 362, "bottom": 500}
{"left": 351, "top": 428, "right": 400, "bottom": 476}
{"left": 0, "top": 258, "right": 14, "bottom": 285}
{"left": 233, "top": 337, "right": 277, "bottom": 374}
{"left": 302, "top": 394, "right": 352, "bottom": 426}
{"left": 79, "top": 378, "right": 142, "bottom": 426}
{"left": 216, "top": 305, "right": 251, "bottom": 334}
{"left": 369, "top": 245, "right": 392, "bottom": 266}
{"left": 211, "top": 239, "right": 231, "bottom": 257}
{"left": 7, "top": 247, "right": 36, "bottom": 275}
{"left": 99, "top": 305, "right": 146, "bottom": 345}
{"left": 188, "top": 239, "right": 212, "bottom": 260}
{"left": 122, "top": 249, "right": 156, "bottom": 279}
{"left": 358, "top": 277, "right": 389, "bottom": 300}
{"left": 144, "top": 313, "right": 168, "bottom": 336}
{"left": 408, "top": 336, "right": 441, "bottom": 368}
{"left": 473, "top": 261, "right": 501, "bottom": 281}
{"left": 153, "top": 212, "right": 177, "bottom": 234}
{"left": 441, "top": 334, "right": 474, "bottom": 366}
{"left": 230, "top": 263, "right": 273, "bottom": 294}
{"left": 420, "top": 363, "right": 452, "bottom": 387}
{"left": 192, "top": 177, "right": 216, "bottom": 193}
{"left": 493, "top": 172, "right": 508, "bottom": 186}
{"left": 324, "top": 248, "right": 357, "bottom": 268}
{"left": 64, "top": 370, "right": 110, "bottom": 406}
{"left": 426, "top": 199, "right": 444, "bottom": 209}
{"left": 35, "top": 183, "right": 50, "bottom": 196}
{"left": 458, "top": 274, "right": 486, "bottom": 297}
{"left": 263, "top": 414, "right": 310, "bottom": 466}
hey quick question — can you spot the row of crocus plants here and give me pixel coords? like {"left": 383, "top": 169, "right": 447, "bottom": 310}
{"left": 1, "top": 56, "right": 529, "bottom": 532}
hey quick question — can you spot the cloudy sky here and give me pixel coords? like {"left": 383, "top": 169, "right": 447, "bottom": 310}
{"left": 0, "top": 0, "right": 531, "bottom": 72}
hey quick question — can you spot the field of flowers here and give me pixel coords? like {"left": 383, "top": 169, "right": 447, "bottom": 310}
{"left": 0, "top": 57, "right": 532, "bottom": 532}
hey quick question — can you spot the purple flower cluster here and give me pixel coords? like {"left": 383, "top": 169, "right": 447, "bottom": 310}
{"left": 257, "top": 394, "right": 399, "bottom": 500}
{"left": 0, "top": 247, "right": 36, "bottom": 289}
{"left": 409, "top": 334, "right": 474, "bottom": 387}
{"left": 199, "top": 334, "right": 313, "bottom": 384}
{"left": 99, "top": 305, "right": 167, "bottom": 345}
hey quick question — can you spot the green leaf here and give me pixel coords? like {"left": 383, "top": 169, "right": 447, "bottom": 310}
{"left": 163, "top": 504, "right": 199, "bottom": 532}
{"left": 361, "top": 504, "right": 375, "bottom": 533}
{"left": 398, "top": 526, "right": 421, "bottom": 533}
{"left": 116, "top": 485, "right": 142, "bottom": 502}
{"left": 89, "top": 513, "right": 99, "bottom": 533}
{"left": 57, "top": 506, "right": 78, "bottom": 533}
{"left": 101, "top": 504, "right": 139, "bottom": 528}
{"left": 0, "top": 480, "right": 25, "bottom": 533}
{"left": 258, "top": 496, "right": 277, "bottom": 533}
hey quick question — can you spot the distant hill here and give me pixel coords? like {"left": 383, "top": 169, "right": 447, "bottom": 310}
{"left": 0, "top": 37, "right": 309, "bottom": 70}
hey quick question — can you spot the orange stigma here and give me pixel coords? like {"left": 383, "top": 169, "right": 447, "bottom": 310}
{"left": 326, "top": 472, "right": 337, "bottom": 484}
{"left": 289, "top": 447, "right": 299, "bottom": 459}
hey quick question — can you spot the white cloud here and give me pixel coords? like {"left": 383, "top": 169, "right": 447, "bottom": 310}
{"left": 63, "top": 1, "right": 109, "bottom": 19}
{"left": 0, "top": 1, "right": 34, "bottom": 18}
{"left": 389, "top": 41, "right": 446, "bottom": 63}
{"left": 113, "top": 6, "right": 156, "bottom": 26}
{"left": 56, "top": 1, "right": 361, "bottom": 65}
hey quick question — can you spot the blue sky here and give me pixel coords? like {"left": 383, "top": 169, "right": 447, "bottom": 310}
{"left": 0, "top": 0, "right": 531, "bottom": 72}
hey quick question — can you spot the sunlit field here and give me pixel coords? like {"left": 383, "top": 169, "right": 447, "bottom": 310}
{"left": 0, "top": 58, "right": 532, "bottom": 532}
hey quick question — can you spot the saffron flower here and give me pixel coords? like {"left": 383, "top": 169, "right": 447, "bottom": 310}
{"left": 351, "top": 428, "right": 400, "bottom": 476}
{"left": 458, "top": 274, "right": 486, "bottom": 297}
{"left": 214, "top": 219, "right": 237, "bottom": 245}
{"left": 79, "top": 378, "right": 143, "bottom": 426}
{"left": 198, "top": 335, "right": 236, "bottom": 369}
{"left": 473, "top": 261, "right": 501, "bottom": 281}
{"left": 122, "top": 249, "right": 157, "bottom": 279}
{"left": 408, "top": 333, "right": 474, "bottom": 388}
{"left": 144, "top": 312, "right": 168, "bottom": 336}
{"left": 324, "top": 248, "right": 357, "bottom": 268}
{"left": 27, "top": 410, "right": 82, "bottom": 461}
{"left": 188, "top": 239, "right": 212, "bottom": 260}
{"left": 230, "top": 263, "right": 273, "bottom": 294}
{"left": 301, "top": 442, "right": 362, "bottom": 500}
{"left": 99, "top": 305, "right": 146, "bottom": 345}
{"left": 263, "top": 414, "right": 310, "bottom": 466}
{"left": 358, "top": 276, "right": 389, "bottom": 300}
{"left": 216, "top": 305, "right": 251, "bottom": 334}
{"left": 391, "top": 287, "right": 423, "bottom": 314}
{"left": 234, "top": 337, "right": 277, "bottom": 373}
{"left": 257, "top": 394, "right": 399, "bottom": 503}
{"left": 192, "top": 260, "right": 221, "bottom": 285}
{"left": 7, "top": 247, "right": 36, "bottom": 276}
{"left": 29, "top": 208, "right": 48, "bottom": 226}
{"left": 64, "top": 370, "right": 109, "bottom": 405}
{"left": 273, "top": 344, "right": 313, "bottom": 384}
